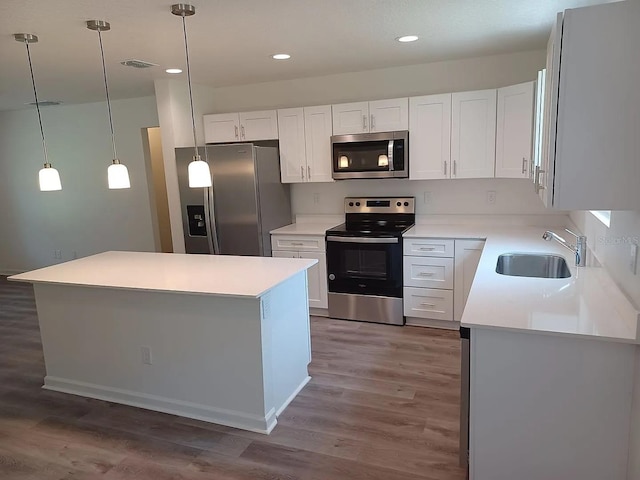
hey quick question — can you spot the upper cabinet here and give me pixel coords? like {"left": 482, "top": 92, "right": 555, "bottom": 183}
{"left": 332, "top": 98, "right": 408, "bottom": 135}
{"left": 539, "top": 2, "right": 640, "bottom": 209}
{"left": 409, "top": 94, "right": 452, "bottom": 180}
{"left": 278, "top": 106, "right": 333, "bottom": 184}
{"left": 451, "top": 89, "right": 497, "bottom": 179}
{"left": 495, "top": 81, "right": 535, "bottom": 179}
{"left": 203, "top": 110, "right": 278, "bottom": 143}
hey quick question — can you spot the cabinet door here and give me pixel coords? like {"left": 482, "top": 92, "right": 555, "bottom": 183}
{"left": 332, "top": 102, "right": 369, "bottom": 135}
{"left": 304, "top": 105, "right": 334, "bottom": 183}
{"left": 277, "top": 108, "right": 307, "bottom": 183}
{"left": 369, "top": 98, "right": 409, "bottom": 133}
{"left": 454, "top": 240, "right": 485, "bottom": 322}
{"left": 403, "top": 256, "right": 454, "bottom": 290}
{"left": 239, "top": 110, "right": 278, "bottom": 141}
{"left": 451, "top": 89, "right": 497, "bottom": 179}
{"left": 300, "top": 251, "right": 328, "bottom": 309}
{"left": 495, "top": 82, "right": 535, "bottom": 179}
{"left": 409, "top": 94, "right": 452, "bottom": 179}
{"left": 403, "top": 287, "right": 454, "bottom": 321}
{"left": 203, "top": 113, "right": 240, "bottom": 143}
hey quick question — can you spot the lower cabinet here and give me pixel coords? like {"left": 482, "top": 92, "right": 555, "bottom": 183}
{"left": 271, "top": 235, "right": 328, "bottom": 310}
{"left": 403, "top": 237, "right": 485, "bottom": 328}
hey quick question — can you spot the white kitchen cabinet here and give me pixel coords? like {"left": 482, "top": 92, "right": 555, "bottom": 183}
{"left": 403, "top": 256, "right": 454, "bottom": 290}
{"left": 332, "top": 98, "right": 408, "bottom": 135}
{"left": 538, "top": 2, "right": 640, "bottom": 209}
{"left": 451, "top": 89, "right": 497, "bottom": 179}
{"left": 404, "top": 287, "right": 454, "bottom": 322}
{"left": 408, "top": 94, "right": 452, "bottom": 180}
{"left": 278, "top": 106, "right": 333, "bottom": 184}
{"left": 495, "top": 81, "right": 535, "bottom": 179}
{"left": 203, "top": 110, "right": 278, "bottom": 143}
{"left": 453, "top": 239, "right": 485, "bottom": 322}
{"left": 271, "top": 234, "right": 328, "bottom": 310}
{"left": 531, "top": 69, "right": 547, "bottom": 186}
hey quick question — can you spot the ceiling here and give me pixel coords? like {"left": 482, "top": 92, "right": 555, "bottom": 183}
{"left": 0, "top": 0, "right": 613, "bottom": 111}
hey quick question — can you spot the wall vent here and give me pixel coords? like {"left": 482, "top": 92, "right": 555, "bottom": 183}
{"left": 26, "top": 101, "right": 61, "bottom": 107}
{"left": 120, "top": 59, "right": 158, "bottom": 69}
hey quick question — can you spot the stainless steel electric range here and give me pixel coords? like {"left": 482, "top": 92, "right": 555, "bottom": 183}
{"left": 325, "top": 197, "right": 415, "bottom": 325}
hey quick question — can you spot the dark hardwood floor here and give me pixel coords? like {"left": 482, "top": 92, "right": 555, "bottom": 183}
{"left": 0, "top": 276, "right": 465, "bottom": 479}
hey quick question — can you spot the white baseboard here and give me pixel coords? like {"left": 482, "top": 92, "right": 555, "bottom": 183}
{"left": 310, "top": 307, "right": 329, "bottom": 317}
{"left": 43, "top": 376, "right": 277, "bottom": 434}
{"left": 275, "top": 375, "right": 311, "bottom": 418}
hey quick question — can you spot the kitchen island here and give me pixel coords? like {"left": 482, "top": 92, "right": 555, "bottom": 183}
{"left": 9, "top": 251, "right": 318, "bottom": 434}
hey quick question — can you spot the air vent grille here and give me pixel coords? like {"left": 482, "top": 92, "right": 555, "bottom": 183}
{"left": 120, "top": 59, "right": 158, "bottom": 69}
{"left": 27, "top": 101, "right": 61, "bottom": 107}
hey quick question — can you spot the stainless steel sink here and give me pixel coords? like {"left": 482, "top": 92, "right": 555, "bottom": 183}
{"left": 496, "top": 253, "right": 571, "bottom": 279}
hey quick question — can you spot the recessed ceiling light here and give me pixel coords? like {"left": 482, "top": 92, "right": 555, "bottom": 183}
{"left": 396, "top": 35, "right": 419, "bottom": 43}
{"left": 272, "top": 53, "right": 291, "bottom": 60}
{"left": 166, "top": 68, "right": 183, "bottom": 74}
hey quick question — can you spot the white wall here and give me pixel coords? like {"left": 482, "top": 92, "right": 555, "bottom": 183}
{"left": 0, "top": 96, "right": 159, "bottom": 273}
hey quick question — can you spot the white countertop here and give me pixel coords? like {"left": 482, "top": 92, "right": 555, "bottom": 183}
{"left": 8, "top": 251, "right": 317, "bottom": 299}
{"left": 270, "top": 221, "right": 340, "bottom": 236}
{"left": 403, "top": 225, "right": 640, "bottom": 343}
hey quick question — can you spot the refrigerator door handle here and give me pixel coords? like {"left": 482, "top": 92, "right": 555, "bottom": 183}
{"left": 203, "top": 186, "right": 220, "bottom": 254}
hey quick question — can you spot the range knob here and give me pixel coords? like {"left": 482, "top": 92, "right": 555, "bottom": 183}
{"left": 404, "top": 201, "right": 409, "bottom": 206}
{"left": 348, "top": 202, "right": 354, "bottom": 207}
{"left": 328, "top": 274, "right": 335, "bottom": 281}
{"left": 396, "top": 201, "right": 401, "bottom": 207}
{"left": 355, "top": 202, "right": 361, "bottom": 206}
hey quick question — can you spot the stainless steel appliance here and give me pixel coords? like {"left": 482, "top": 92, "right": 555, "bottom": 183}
{"left": 460, "top": 326, "right": 470, "bottom": 471}
{"left": 175, "top": 144, "right": 292, "bottom": 256}
{"left": 326, "top": 197, "right": 415, "bottom": 325}
{"left": 331, "top": 131, "right": 409, "bottom": 179}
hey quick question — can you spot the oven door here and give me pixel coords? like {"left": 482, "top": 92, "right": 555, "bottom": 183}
{"left": 326, "top": 235, "right": 403, "bottom": 297}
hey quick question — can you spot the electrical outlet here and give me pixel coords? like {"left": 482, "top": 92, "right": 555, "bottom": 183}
{"left": 424, "top": 191, "right": 432, "bottom": 205}
{"left": 141, "top": 346, "right": 153, "bottom": 365}
{"left": 313, "top": 193, "right": 320, "bottom": 205}
{"left": 630, "top": 244, "right": 638, "bottom": 275}
{"left": 53, "top": 250, "right": 62, "bottom": 259}
{"left": 486, "top": 191, "right": 496, "bottom": 205}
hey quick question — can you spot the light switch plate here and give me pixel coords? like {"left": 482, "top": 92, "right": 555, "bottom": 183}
{"left": 630, "top": 244, "right": 638, "bottom": 275}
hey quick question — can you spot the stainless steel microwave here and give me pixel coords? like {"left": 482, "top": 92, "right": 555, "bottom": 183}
{"left": 331, "top": 130, "right": 409, "bottom": 180}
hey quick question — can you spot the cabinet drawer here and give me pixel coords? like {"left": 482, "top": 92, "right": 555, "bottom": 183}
{"left": 403, "top": 257, "right": 454, "bottom": 289}
{"left": 271, "top": 235, "right": 325, "bottom": 252}
{"left": 403, "top": 287, "right": 454, "bottom": 321}
{"left": 404, "top": 238, "right": 454, "bottom": 257}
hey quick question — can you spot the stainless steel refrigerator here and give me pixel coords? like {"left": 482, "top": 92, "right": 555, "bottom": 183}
{"left": 175, "top": 144, "right": 292, "bottom": 256}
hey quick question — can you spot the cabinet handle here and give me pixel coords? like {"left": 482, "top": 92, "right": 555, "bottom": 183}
{"left": 370, "top": 114, "right": 375, "bottom": 131}
{"left": 241, "top": 125, "right": 246, "bottom": 139}
{"left": 417, "top": 272, "right": 435, "bottom": 277}
{"left": 362, "top": 115, "right": 367, "bottom": 131}
{"left": 307, "top": 165, "right": 311, "bottom": 179}
{"left": 291, "top": 242, "right": 304, "bottom": 246}
{"left": 300, "top": 166, "right": 304, "bottom": 180}
{"left": 453, "top": 160, "right": 458, "bottom": 176}
{"left": 419, "top": 302, "right": 436, "bottom": 307}
{"left": 521, "top": 157, "right": 527, "bottom": 175}
{"left": 418, "top": 247, "right": 436, "bottom": 251}
{"left": 534, "top": 166, "right": 546, "bottom": 193}
{"left": 234, "top": 125, "right": 239, "bottom": 139}
{"left": 444, "top": 161, "right": 448, "bottom": 176}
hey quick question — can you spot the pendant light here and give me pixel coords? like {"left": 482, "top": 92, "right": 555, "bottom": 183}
{"left": 87, "top": 20, "right": 131, "bottom": 189}
{"left": 171, "top": 3, "right": 212, "bottom": 188}
{"left": 14, "top": 33, "right": 62, "bottom": 192}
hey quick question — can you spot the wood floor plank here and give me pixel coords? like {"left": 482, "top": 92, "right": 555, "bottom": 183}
{"left": 0, "top": 276, "right": 464, "bottom": 479}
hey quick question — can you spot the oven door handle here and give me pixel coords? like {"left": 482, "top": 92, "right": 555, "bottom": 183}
{"left": 327, "top": 236, "right": 399, "bottom": 244}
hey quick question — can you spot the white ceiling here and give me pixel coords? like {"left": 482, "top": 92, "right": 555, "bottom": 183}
{"left": 0, "top": 0, "right": 612, "bottom": 111}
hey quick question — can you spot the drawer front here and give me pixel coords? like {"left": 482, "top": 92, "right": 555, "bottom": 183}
{"left": 403, "top": 257, "right": 454, "bottom": 289}
{"left": 271, "top": 235, "right": 325, "bottom": 252}
{"left": 404, "top": 238, "right": 454, "bottom": 257}
{"left": 403, "top": 287, "right": 454, "bottom": 321}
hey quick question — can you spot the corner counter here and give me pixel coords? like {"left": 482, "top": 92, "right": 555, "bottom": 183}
{"left": 9, "top": 251, "right": 318, "bottom": 434}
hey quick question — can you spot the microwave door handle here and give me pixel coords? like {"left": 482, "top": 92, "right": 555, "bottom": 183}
{"left": 388, "top": 140, "right": 394, "bottom": 172}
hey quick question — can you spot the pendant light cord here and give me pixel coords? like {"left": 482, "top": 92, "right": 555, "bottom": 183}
{"left": 181, "top": 14, "right": 199, "bottom": 158}
{"left": 25, "top": 42, "right": 48, "bottom": 164}
{"left": 97, "top": 29, "right": 118, "bottom": 160}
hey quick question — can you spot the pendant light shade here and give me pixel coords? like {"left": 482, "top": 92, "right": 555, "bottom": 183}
{"left": 14, "top": 33, "right": 62, "bottom": 192}
{"left": 172, "top": 4, "right": 212, "bottom": 188}
{"left": 39, "top": 163, "right": 62, "bottom": 191}
{"left": 107, "top": 159, "right": 131, "bottom": 189}
{"left": 87, "top": 20, "right": 131, "bottom": 190}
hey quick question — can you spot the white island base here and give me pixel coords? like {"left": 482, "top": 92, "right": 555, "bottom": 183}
{"left": 11, "top": 252, "right": 317, "bottom": 434}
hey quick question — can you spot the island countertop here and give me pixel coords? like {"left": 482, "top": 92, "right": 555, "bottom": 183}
{"left": 8, "top": 251, "right": 318, "bottom": 298}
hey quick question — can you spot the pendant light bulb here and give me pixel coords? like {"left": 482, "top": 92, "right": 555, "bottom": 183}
{"left": 87, "top": 20, "right": 131, "bottom": 190}
{"left": 108, "top": 159, "right": 131, "bottom": 189}
{"left": 39, "top": 163, "right": 62, "bottom": 191}
{"left": 15, "top": 33, "right": 62, "bottom": 192}
{"left": 188, "top": 155, "right": 212, "bottom": 188}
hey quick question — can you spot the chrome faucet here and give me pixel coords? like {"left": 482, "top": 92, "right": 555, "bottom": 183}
{"left": 542, "top": 229, "right": 587, "bottom": 267}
